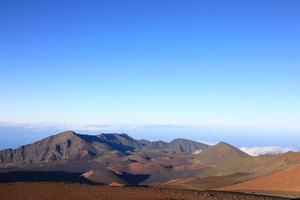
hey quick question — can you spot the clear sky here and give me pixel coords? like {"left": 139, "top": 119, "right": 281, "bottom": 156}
{"left": 0, "top": 0, "right": 300, "bottom": 129}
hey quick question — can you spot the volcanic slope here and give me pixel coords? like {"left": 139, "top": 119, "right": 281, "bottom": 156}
{"left": 223, "top": 163, "right": 300, "bottom": 194}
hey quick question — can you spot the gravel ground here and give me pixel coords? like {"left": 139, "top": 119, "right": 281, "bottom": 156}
{"left": 0, "top": 182, "right": 291, "bottom": 200}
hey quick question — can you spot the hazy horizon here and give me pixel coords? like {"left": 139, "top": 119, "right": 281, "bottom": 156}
{"left": 0, "top": 121, "right": 298, "bottom": 156}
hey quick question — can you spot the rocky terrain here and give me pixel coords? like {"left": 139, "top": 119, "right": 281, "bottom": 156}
{"left": 0, "top": 182, "right": 291, "bottom": 200}
{"left": 1, "top": 130, "right": 300, "bottom": 198}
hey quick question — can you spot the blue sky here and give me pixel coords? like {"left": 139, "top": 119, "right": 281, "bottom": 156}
{"left": 0, "top": 0, "right": 300, "bottom": 129}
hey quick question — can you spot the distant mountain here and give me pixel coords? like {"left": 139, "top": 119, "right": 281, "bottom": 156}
{"left": 97, "top": 133, "right": 141, "bottom": 152}
{"left": 1, "top": 130, "right": 300, "bottom": 191}
{"left": 169, "top": 138, "right": 209, "bottom": 154}
{"left": 0, "top": 131, "right": 209, "bottom": 166}
{"left": 196, "top": 141, "right": 249, "bottom": 166}
{"left": 0, "top": 131, "right": 210, "bottom": 185}
{"left": 97, "top": 133, "right": 209, "bottom": 154}
{"left": 138, "top": 139, "right": 169, "bottom": 150}
{"left": 138, "top": 138, "right": 209, "bottom": 154}
{"left": 0, "top": 131, "right": 112, "bottom": 165}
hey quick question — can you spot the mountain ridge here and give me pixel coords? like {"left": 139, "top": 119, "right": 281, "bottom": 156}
{"left": 0, "top": 131, "right": 209, "bottom": 166}
{"left": 1, "top": 130, "right": 300, "bottom": 191}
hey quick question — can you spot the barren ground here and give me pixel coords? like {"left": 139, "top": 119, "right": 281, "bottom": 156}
{"left": 0, "top": 182, "right": 292, "bottom": 200}
{"left": 222, "top": 164, "right": 300, "bottom": 195}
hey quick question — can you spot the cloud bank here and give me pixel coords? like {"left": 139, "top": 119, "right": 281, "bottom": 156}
{"left": 240, "top": 146, "right": 294, "bottom": 156}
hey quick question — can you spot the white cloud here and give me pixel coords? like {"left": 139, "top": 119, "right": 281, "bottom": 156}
{"left": 192, "top": 149, "right": 203, "bottom": 155}
{"left": 240, "top": 146, "right": 294, "bottom": 156}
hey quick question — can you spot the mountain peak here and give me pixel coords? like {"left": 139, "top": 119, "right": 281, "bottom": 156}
{"left": 196, "top": 140, "right": 249, "bottom": 166}
{"left": 169, "top": 138, "right": 209, "bottom": 154}
{"left": 216, "top": 141, "right": 232, "bottom": 147}
{"left": 215, "top": 141, "right": 249, "bottom": 155}
{"left": 57, "top": 130, "right": 76, "bottom": 136}
{"left": 217, "top": 141, "right": 227, "bottom": 144}
{"left": 0, "top": 130, "right": 102, "bottom": 165}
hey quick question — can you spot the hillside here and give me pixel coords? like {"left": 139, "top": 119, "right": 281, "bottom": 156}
{"left": 0, "top": 131, "right": 208, "bottom": 167}
{"left": 165, "top": 151, "right": 300, "bottom": 191}
{"left": 0, "top": 131, "right": 112, "bottom": 165}
{"left": 196, "top": 141, "right": 250, "bottom": 167}
{"left": 198, "top": 151, "right": 300, "bottom": 179}
{"left": 164, "top": 173, "right": 249, "bottom": 190}
{"left": 169, "top": 138, "right": 209, "bottom": 154}
{"left": 1, "top": 130, "right": 300, "bottom": 192}
{"left": 0, "top": 131, "right": 209, "bottom": 185}
{"left": 223, "top": 163, "right": 300, "bottom": 194}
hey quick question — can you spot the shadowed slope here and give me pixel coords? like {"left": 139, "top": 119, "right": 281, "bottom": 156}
{"left": 0, "top": 170, "right": 94, "bottom": 184}
{"left": 98, "top": 133, "right": 140, "bottom": 152}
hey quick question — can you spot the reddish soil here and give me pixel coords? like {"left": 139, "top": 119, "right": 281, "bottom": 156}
{"left": 223, "top": 164, "right": 300, "bottom": 196}
{"left": 0, "top": 182, "right": 289, "bottom": 200}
